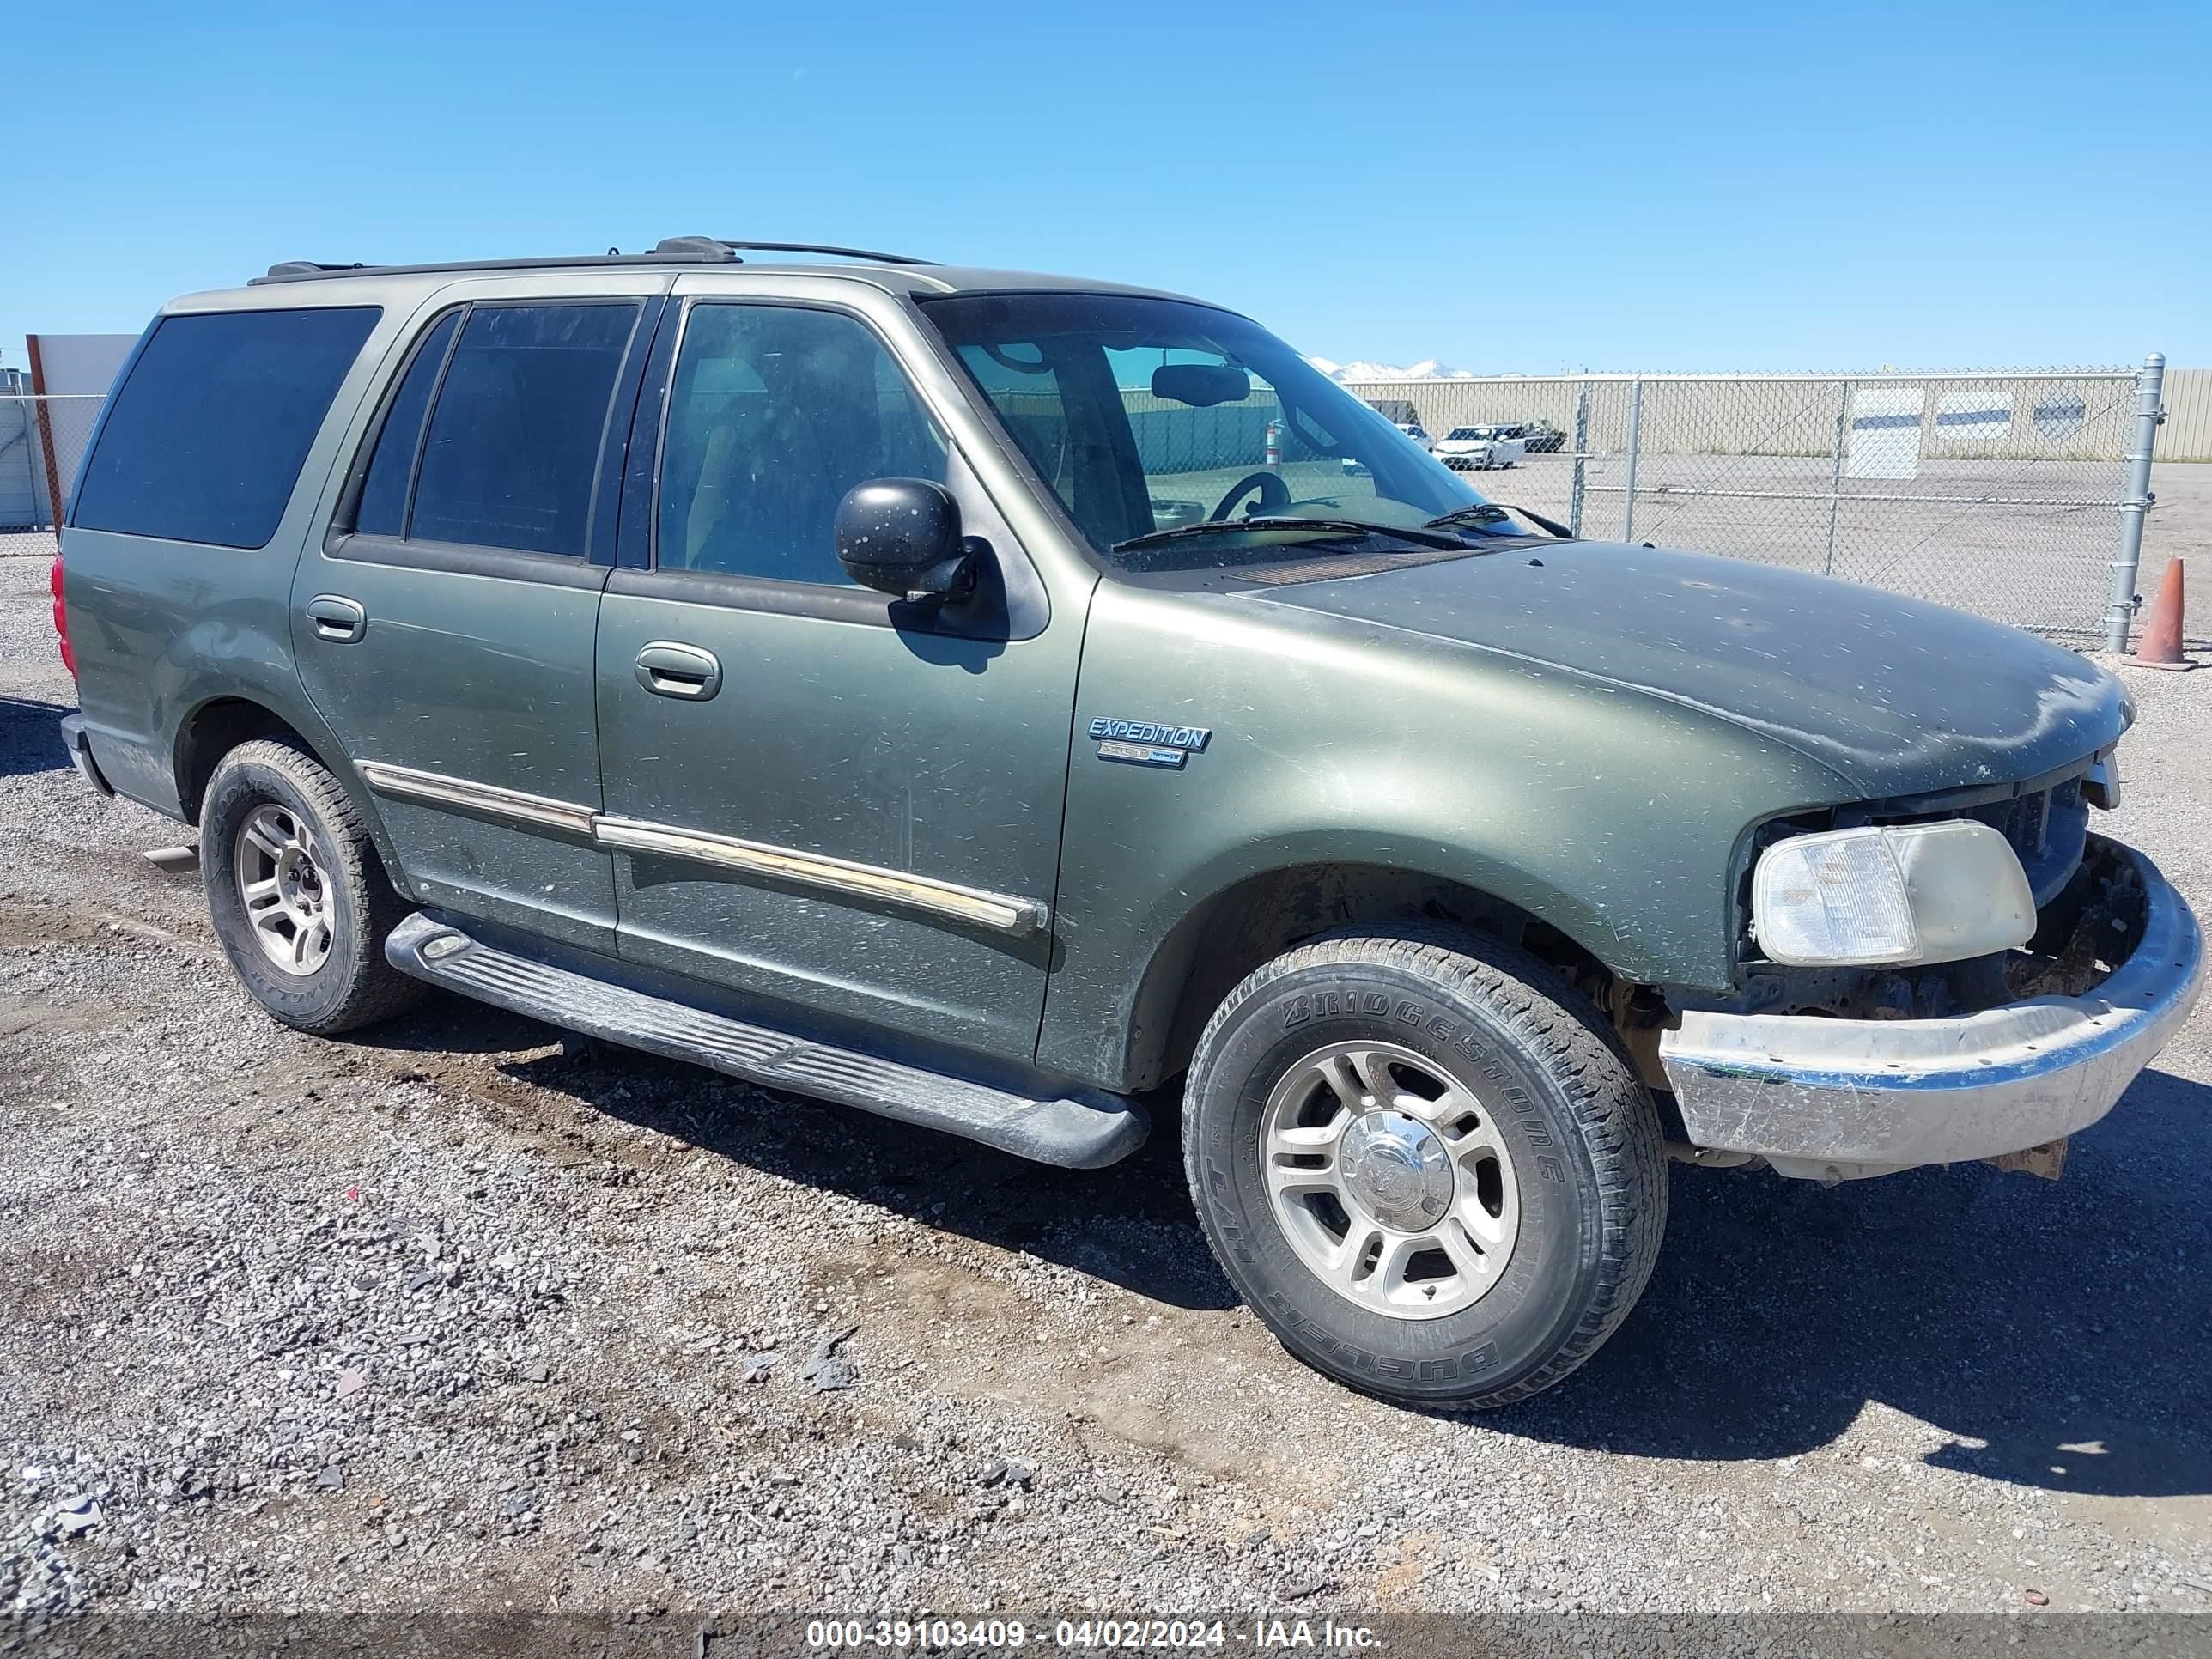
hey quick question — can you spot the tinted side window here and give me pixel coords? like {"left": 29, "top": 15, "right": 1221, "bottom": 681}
{"left": 353, "top": 310, "right": 460, "bottom": 538}
{"left": 72, "top": 307, "right": 380, "bottom": 548}
{"left": 658, "top": 304, "right": 946, "bottom": 585}
{"left": 409, "top": 303, "right": 637, "bottom": 557}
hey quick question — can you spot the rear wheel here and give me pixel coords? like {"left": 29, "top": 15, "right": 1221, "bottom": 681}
{"left": 202, "top": 739, "right": 423, "bottom": 1035}
{"left": 1182, "top": 926, "right": 1667, "bottom": 1409}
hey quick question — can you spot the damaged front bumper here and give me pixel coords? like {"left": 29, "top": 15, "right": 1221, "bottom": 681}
{"left": 1659, "top": 841, "right": 2204, "bottom": 1180}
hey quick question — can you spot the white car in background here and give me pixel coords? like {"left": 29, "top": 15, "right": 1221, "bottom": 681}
{"left": 1432, "top": 424, "right": 1526, "bottom": 471}
{"left": 1341, "top": 420, "right": 1435, "bottom": 477}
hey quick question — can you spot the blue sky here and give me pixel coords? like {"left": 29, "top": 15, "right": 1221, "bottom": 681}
{"left": 5, "top": 0, "right": 2208, "bottom": 374}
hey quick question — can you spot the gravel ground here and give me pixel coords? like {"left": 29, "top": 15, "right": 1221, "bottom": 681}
{"left": 2, "top": 554, "right": 2208, "bottom": 1632}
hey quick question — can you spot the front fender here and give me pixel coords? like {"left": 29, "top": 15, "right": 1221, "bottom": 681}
{"left": 1036, "top": 580, "right": 1852, "bottom": 1090}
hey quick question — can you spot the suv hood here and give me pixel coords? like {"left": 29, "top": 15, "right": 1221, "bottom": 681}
{"left": 1252, "top": 540, "right": 2126, "bottom": 799}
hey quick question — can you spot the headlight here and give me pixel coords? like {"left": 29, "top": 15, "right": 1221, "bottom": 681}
{"left": 1751, "top": 821, "right": 2036, "bottom": 968}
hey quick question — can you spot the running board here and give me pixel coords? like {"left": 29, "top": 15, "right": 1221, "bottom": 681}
{"left": 384, "top": 914, "right": 1146, "bottom": 1168}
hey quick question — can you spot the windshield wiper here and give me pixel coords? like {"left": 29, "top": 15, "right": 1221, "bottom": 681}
{"left": 1112, "top": 516, "right": 1463, "bottom": 554}
{"left": 1425, "top": 503, "right": 1575, "bottom": 538}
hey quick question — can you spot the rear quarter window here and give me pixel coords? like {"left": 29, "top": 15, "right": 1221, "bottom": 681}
{"left": 71, "top": 306, "right": 380, "bottom": 548}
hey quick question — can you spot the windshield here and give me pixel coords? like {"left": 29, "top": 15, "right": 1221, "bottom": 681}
{"left": 917, "top": 292, "right": 1507, "bottom": 572}
{"left": 1446, "top": 427, "right": 1486, "bottom": 441}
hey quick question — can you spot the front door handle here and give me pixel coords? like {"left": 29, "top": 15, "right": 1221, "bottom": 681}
{"left": 635, "top": 641, "right": 722, "bottom": 701}
{"left": 306, "top": 594, "right": 367, "bottom": 644}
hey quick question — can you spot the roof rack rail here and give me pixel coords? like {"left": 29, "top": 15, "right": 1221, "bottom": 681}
{"left": 250, "top": 236, "right": 933, "bottom": 285}
{"left": 252, "top": 246, "right": 738, "bottom": 285}
{"left": 264, "top": 261, "right": 372, "bottom": 279}
{"left": 688, "top": 239, "right": 938, "bottom": 265}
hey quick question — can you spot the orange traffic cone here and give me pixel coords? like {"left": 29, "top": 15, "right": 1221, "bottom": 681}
{"left": 2130, "top": 558, "right": 2192, "bottom": 671}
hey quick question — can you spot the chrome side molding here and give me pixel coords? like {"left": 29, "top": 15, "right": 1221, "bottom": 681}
{"left": 356, "top": 761, "right": 1048, "bottom": 935}
{"left": 593, "top": 816, "right": 1047, "bottom": 935}
{"left": 357, "top": 760, "right": 599, "bottom": 836}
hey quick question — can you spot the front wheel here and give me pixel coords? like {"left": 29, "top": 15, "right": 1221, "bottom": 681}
{"left": 1182, "top": 927, "right": 1667, "bottom": 1409}
{"left": 201, "top": 739, "right": 424, "bottom": 1036}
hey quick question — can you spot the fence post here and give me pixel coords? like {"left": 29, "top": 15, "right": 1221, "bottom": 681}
{"left": 1620, "top": 377, "right": 1644, "bottom": 541}
{"left": 2103, "top": 353, "right": 2166, "bottom": 653}
{"left": 1568, "top": 380, "right": 1591, "bottom": 537}
{"left": 1821, "top": 379, "right": 1850, "bottom": 575}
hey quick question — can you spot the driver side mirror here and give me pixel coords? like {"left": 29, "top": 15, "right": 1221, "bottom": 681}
{"left": 835, "top": 478, "right": 975, "bottom": 603}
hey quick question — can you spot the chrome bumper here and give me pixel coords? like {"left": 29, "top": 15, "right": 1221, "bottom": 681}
{"left": 1660, "top": 843, "right": 2204, "bottom": 1180}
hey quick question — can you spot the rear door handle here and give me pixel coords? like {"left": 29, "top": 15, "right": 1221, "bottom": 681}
{"left": 306, "top": 594, "right": 367, "bottom": 643}
{"left": 635, "top": 641, "right": 722, "bottom": 701}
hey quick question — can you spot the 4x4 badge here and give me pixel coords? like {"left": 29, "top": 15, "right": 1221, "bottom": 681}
{"left": 1088, "top": 717, "right": 1211, "bottom": 770}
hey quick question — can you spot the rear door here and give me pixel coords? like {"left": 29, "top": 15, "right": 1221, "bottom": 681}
{"left": 292, "top": 284, "right": 664, "bottom": 951}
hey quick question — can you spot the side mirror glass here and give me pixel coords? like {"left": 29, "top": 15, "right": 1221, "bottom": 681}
{"left": 835, "top": 477, "right": 973, "bottom": 601}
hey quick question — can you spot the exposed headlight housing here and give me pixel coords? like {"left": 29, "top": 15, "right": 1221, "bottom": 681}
{"left": 1751, "top": 821, "right": 2036, "bottom": 968}
{"left": 2084, "top": 753, "right": 2122, "bottom": 810}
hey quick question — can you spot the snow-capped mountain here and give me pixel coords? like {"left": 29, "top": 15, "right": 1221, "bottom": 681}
{"left": 1305, "top": 356, "right": 1479, "bottom": 383}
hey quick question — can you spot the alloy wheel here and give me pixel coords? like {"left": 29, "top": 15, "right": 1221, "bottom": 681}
{"left": 1259, "top": 1040, "right": 1521, "bottom": 1319}
{"left": 234, "top": 803, "right": 336, "bottom": 977}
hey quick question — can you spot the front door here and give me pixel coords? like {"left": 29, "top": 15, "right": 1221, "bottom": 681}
{"left": 593, "top": 297, "right": 1079, "bottom": 1058}
{"left": 294, "top": 290, "right": 660, "bottom": 952}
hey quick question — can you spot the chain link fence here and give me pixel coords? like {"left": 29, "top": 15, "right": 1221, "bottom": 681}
{"left": 1, "top": 394, "right": 104, "bottom": 560}
{"left": 1343, "top": 362, "right": 2184, "bottom": 643}
{"left": 9, "top": 367, "right": 2188, "bottom": 645}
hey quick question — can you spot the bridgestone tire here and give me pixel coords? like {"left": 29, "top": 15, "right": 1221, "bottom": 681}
{"left": 201, "top": 739, "right": 423, "bottom": 1036}
{"left": 1182, "top": 926, "right": 1667, "bottom": 1409}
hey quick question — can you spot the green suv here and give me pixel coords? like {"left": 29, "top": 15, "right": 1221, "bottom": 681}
{"left": 53, "top": 240, "right": 2203, "bottom": 1408}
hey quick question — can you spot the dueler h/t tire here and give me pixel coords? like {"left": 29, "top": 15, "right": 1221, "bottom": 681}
{"left": 1182, "top": 926, "right": 1667, "bottom": 1409}
{"left": 201, "top": 739, "right": 424, "bottom": 1036}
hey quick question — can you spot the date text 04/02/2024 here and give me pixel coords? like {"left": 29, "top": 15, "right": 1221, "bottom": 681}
{"left": 800, "top": 1616, "right": 1383, "bottom": 1649}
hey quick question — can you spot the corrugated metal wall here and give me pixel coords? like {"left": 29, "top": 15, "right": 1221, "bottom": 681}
{"left": 1313, "top": 366, "right": 2209, "bottom": 641}
{"left": 0, "top": 400, "right": 44, "bottom": 531}
{"left": 2160, "top": 368, "right": 2212, "bottom": 461}
{"left": 1339, "top": 369, "right": 2212, "bottom": 464}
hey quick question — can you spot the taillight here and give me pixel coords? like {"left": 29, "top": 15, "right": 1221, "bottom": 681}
{"left": 51, "top": 553, "right": 75, "bottom": 678}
